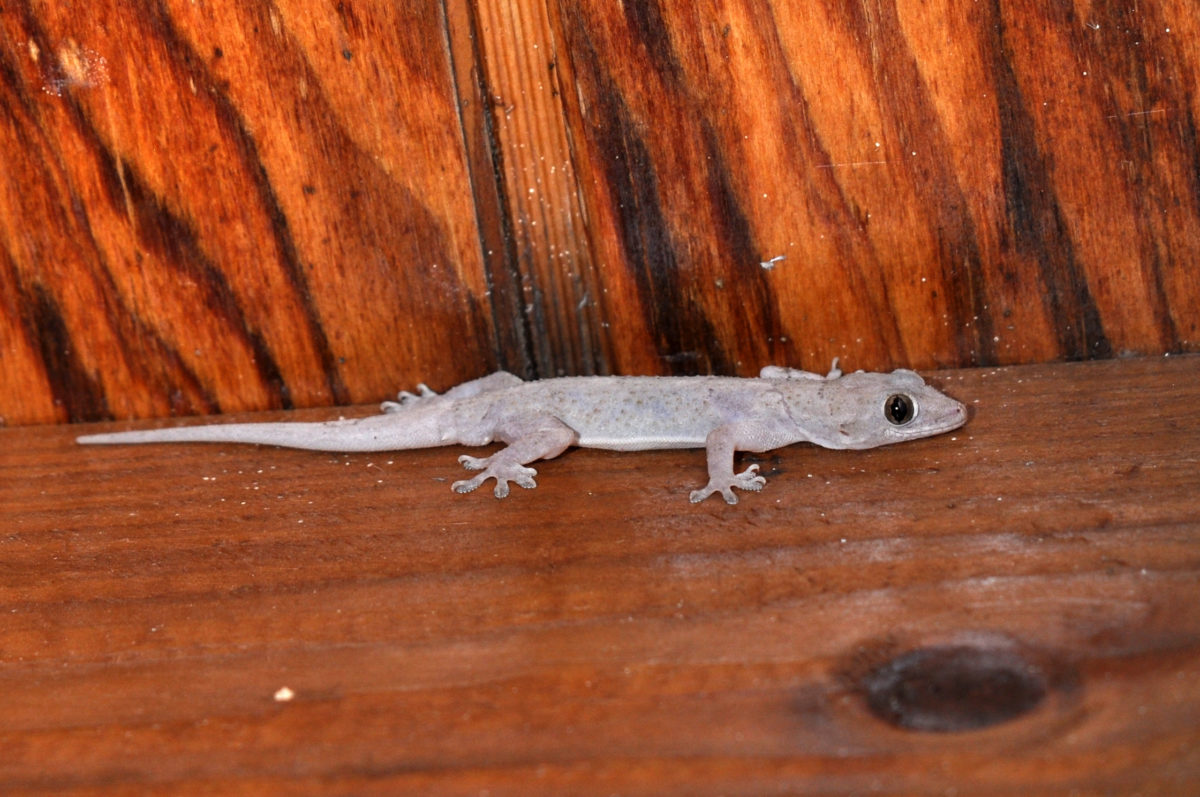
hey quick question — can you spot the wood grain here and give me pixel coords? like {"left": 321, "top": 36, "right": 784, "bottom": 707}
{"left": 552, "top": 0, "right": 1200, "bottom": 375}
{"left": 2, "top": 1, "right": 1198, "bottom": 426}
{"left": 469, "top": 0, "right": 611, "bottom": 377}
{"left": 1, "top": 356, "right": 1198, "bottom": 793}
{"left": 1, "top": 0, "right": 496, "bottom": 423}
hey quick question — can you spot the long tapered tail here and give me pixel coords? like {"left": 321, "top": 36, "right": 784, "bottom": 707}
{"left": 77, "top": 407, "right": 452, "bottom": 453}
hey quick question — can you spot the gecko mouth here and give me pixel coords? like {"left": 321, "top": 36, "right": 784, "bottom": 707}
{"left": 918, "top": 401, "right": 968, "bottom": 436}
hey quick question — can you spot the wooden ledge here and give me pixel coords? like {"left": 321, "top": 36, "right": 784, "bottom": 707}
{"left": 2, "top": 356, "right": 1198, "bottom": 793}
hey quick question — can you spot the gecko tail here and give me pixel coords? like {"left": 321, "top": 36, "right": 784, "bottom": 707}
{"left": 76, "top": 408, "right": 451, "bottom": 452}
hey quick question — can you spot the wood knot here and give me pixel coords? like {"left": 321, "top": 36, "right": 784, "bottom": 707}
{"left": 860, "top": 642, "right": 1047, "bottom": 732}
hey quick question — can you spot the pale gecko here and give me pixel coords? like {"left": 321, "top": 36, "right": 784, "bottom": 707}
{"left": 77, "top": 360, "right": 967, "bottom": 504}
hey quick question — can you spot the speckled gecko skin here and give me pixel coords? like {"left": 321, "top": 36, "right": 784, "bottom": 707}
{"left": 77, "top": 361, "right": 967, "bottom": 504}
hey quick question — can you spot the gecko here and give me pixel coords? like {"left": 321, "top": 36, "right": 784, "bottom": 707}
{"left": 76, "top": 360, "right": 967, "bottom": 504}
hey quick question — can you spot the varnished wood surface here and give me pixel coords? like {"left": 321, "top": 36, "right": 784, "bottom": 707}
{"left": 1, "top": 0, "right": 496, "bottom": 423}
{"left": 2, "top": 356, "right": 1198, "bottom": 794}
{"left": 2, "top": 1, "right": 1198, "bottom": 426}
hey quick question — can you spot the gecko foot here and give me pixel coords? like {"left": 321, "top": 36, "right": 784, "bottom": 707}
{"left": 688, "top": 464, "right": 766, "bottom": 505}
{"left": 381, "top": 383, "right": 438, "bottom": 413}
{"left": 452, "top": 454, "right": 538, "bottom": 498}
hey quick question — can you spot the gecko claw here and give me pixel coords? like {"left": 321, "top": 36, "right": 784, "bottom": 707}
{"left": 451, "top": 475, "right": 483, "bottom": 494}
{"left": 689, "top": 464, "right": 766, "bottom": 504}
{"left": 458, "top": 454, "right": 488, "bottom": 470}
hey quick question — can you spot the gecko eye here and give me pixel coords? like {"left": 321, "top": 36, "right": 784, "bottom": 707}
{"left": 884, "top": 394, "right": 916, "bottom": 425}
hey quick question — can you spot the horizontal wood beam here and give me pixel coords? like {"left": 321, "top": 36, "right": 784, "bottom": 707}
{"left": 2, "top": 355, "right": 1197, "bottom": 791}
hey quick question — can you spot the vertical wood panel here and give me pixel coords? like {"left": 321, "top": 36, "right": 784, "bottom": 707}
{"left": 469, "top": 0, "right": 611, "bottom": 376}
{"left": 442, "top": 0, "right": 534, "bottom": 378}
{"left": 993, "top": 0, "right": 1200, "bottom": 356}
{"left": 1, "top": 0, "right": 495, "bottom": 424}
{"left": 549, "top": 0, "right": 1199, "bottom": 376}
{"left": 1, "top": 0, "right": 1197, "bottom": 425}
{"left": 561, "top": 0, "right": 1200, "bottom": 374}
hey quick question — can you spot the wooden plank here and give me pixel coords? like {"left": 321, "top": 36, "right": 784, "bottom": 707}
{"left": 1, "top": 356, "right": 1197, "bottom": 793}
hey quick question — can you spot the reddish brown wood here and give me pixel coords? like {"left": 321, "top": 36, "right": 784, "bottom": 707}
{"left": 468, "top": 0, "right": 612, "bottom": 376}
{"left": 1, "top": 1, "right": 1197, "bottom": 427}
{"left": 0, "top": 0, "right": 497, "bottom": 425}
{"left": 552, "top": 0, "right": 1200, "bottom": 375}
{"left": 1, "top": 356, "right": 1198, "bottom": 793}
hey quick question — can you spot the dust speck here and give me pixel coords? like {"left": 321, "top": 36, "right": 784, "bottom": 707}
{"left": 41, "top": 39, "right": 110, "bottom": 96}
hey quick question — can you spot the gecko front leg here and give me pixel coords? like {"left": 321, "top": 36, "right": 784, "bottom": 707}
{"left": 452, "top": 415, "right": 579, "bottom": 498}
{"left": 689, "top": 418, "right": 806, "bottom": 504}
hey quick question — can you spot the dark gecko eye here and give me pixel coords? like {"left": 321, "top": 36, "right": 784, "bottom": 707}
{"left": 884, "top": 394, "right": 916, "bottom": 425}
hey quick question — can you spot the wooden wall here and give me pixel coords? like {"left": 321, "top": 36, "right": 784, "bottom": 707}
{"left": 2, "top": 0, "right": 1197, "bottom": 426}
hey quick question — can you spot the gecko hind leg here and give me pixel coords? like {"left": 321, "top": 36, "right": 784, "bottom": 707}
{"left": 383, "top": 371, "right": 525, "bottom": 413}
{"left": 452, "top": 417, "right": 578, "bottom": 498}
{"left": 381, "top": 383, "right": 437, "bottom": 413}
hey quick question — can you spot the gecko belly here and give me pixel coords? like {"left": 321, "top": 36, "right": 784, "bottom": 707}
{"left": 574, "top": 433, "right": 708, "bottom": 452}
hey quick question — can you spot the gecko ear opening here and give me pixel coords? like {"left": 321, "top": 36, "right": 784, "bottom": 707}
{"left": 884, "top": 394, "right": 917, "bottom": 425}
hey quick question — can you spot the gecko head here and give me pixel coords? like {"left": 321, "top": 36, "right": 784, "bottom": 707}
{"left": 796, "top": 369, "right": 968, "bottom": 450}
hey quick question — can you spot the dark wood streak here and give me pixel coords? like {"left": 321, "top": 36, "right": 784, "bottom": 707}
{"left": 992, "top": 7, "right": 1113, "bottom": 361}
{"left": 615, "top": 2, "right": 782, "bottom": 372}
{"left": 21, "top": 284, "right": 108, "bottom": 422}
{"left": 586, "top": 72, "right": 728, "bottom": 374}
{"left": 94, "top": 147, "right": 292, "bottom": 411}
{"left": 1092, "top": 13, "right": 1196, "bottom": 351}
{"left": 141, "top": 0, "right": 350, "bottom": 407}
{"left": 697, "top": 121, "right": 783, "bottom": 362}
{"left": 442, "top": 0, "right": 537, "bottom": 380}
{"left": 620, "top": 0, "right": 685, "bottom": 87}
{"left": 848, "top": 0, "right": 994, "bottom": 366}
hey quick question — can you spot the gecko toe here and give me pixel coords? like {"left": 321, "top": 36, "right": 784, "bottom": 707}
{"left": 690, "top": 469, "right": 764, "bottom": 503}
{"left": 454, "top": 463, "right": 538, "bottom": 498}
{"left": 734, "top": 464, "right": 766, "bottom": 492}
{"left": 490, "top": 473, "right": 537, "bottom": 498}
{"left": 452, "top": 475, "right": 484, "bottom": 493}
